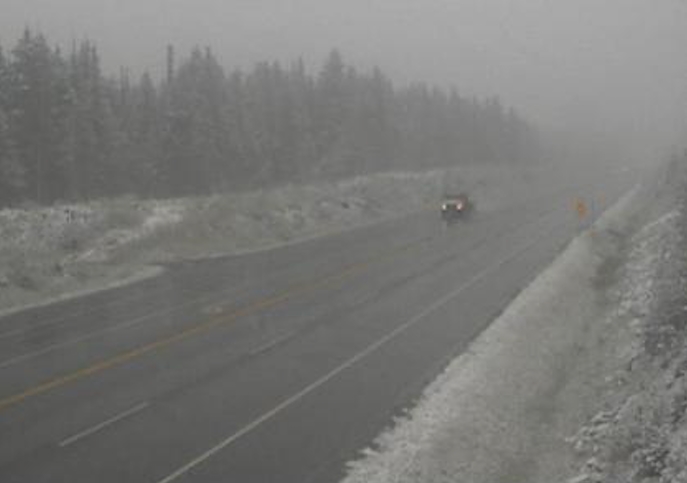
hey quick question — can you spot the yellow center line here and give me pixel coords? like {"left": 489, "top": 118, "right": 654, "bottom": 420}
{"left": 0, "top": 236, "right": 426, "bottom": 413}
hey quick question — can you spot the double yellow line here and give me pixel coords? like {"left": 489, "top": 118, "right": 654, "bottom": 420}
{"left": 0, "top": 236, "right": 427, "bottom": 413}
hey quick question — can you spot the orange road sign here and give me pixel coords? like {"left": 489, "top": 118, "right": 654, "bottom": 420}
{"left": 575, "top": 199, "right": 588, "bottom": 219}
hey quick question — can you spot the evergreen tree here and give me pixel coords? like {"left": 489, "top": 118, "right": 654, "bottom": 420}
{"left": 64, "top": 41, "right": 115, "bottom": 198}
{"left": 129, "top": 72, "right": 163, "bottom": 194}
{"left": 316, "top": 49, "right": 350, "bottom": 174}
{"left": 287, "top": 59, "right": 317, "bottom": 180}
{"left": 163, "top": 47, "right": 228, "bottom": 194}
{"left": 8, "top": 30, "right": 69, "bottom": 203}
{"left": 0, "top": 31, "right": 539, "bottom": 206}
{"left": 0, "top": 105, "right": 24, "bottom": 205}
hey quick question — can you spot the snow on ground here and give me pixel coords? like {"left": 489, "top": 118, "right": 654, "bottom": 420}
{"left": 341, "top": 166, "right": 674, "bottom": 483}
{"left": 0, "top": 198, "right": 183, "bottom": 316}
{"left": 130, "top": 164, "right": 545, "bottom": 262}
{"left": 2, "top": 159, "right": 677, "bottom": 478}
{"left": 561, "top": 207, "right": 684, "bottom": 483}
{"left": 561, "top": 161, "right": 687, "bottom": 482}
{"left": 0, "top": 164, "right": 542, "bottom": 315}
{"left": 75, "top": 202, "right": 186, "bottom": 263}
{"left": 614, "top": 210, "right": 681, "bottom": 330}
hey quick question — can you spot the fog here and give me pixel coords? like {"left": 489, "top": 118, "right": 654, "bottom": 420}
{"left": 2, "top": 0, "right": 686, "bottom": 164}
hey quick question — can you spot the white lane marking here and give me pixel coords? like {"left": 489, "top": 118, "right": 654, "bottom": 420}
{"left": 154, "top": 226, "right": 552, "bottom": 483}
{"left": 0, "top": 283, "right": 225, "bottom": 344}
{"left": 0, "top": 201, "right": 560, "bottom": 367}
{"left": 248, "top": 331, "right": 296, "bottom": 357}
{"left": 0, "top": 281, "right": 172, "bottom": 333}
{"left": 59, "top": 402, "right": 149, "bottom": 448}
{"left": 0, "top": 286, "right": 245, "bottom": 369}
{"left": 0, "top": 326, "right": 35, "bottom": 340}
{"left": 0, "top": 268, "right": 255, "bottom": 341}
{"left": 0, "top": 313, "right": 166, "bottom": 369}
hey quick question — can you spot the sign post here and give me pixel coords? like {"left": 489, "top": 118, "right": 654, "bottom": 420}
{"left": 575, "top": 198, "right": 588, "bottom": 232}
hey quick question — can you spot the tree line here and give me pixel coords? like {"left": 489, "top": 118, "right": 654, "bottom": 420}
{"left": 0, "top": 29, "right": 538, "bottom": 206}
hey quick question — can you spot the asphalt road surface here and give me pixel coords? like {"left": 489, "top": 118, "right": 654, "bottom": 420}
{"left": 0, "top": 169, "right": 638, "bottom": 483}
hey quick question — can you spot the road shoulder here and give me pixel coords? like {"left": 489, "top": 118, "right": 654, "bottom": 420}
{"left": 341, "top": 165, "right": 673, "bottom": 483}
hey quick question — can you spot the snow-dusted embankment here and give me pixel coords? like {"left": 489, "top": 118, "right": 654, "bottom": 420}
{"left": 0, "top": 165, "right": 541, "bottom": 314}
{"left": 342, "top": 172, "right": 668, "bottom": 483}
{"left": 562, "top": 160, "right": 687, "bottom": 482}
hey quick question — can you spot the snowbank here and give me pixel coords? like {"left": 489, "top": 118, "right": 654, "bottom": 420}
{"left": 341, "top": 170, "right": 667, "bottom": 483}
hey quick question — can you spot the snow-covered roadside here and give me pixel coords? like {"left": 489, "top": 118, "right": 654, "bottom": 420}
{"left": 0, "top": 165, "right": 541, "bottom": 315}
{"left": 562, "top": 160, "right": 687, "bottom": 482}
{"left": 341, "top": 166, "right": 675, "bottom": 483}
{"left": 0, "top": 199, "right": 184, "bottom": 317}
{"left": 562, "top": 208, "right": 684, "bottom": 483}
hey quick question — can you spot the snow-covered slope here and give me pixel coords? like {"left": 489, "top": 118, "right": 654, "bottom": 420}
{"left": 562, "top": 162, "right": 687, "bottom": 482}
{"left": 0, "top": 165, "right": 540, "bottom": 315}
{"left": 341, "top": 166, "right": 674, "bottom": 483}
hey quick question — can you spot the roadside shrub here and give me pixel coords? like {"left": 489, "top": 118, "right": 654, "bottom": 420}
{"left": 631, "top": 434, "right": 669, "bottom": 478}
{"left": 56, "top": 221, "right": 97, "bottom": 253}
{"left": 4, "top": 254, "right": 39, "bottom": 291}
{"left": 100, "top": 199, "right": 144, "bottom": 229}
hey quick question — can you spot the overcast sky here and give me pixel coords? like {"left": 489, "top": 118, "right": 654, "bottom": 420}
{"left": 2, "top": 0, "right": 686, "bottom": 160}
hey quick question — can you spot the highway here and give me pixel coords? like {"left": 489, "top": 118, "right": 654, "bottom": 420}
{"left": 0, "top": 169, "right": 636, "bottom": 482}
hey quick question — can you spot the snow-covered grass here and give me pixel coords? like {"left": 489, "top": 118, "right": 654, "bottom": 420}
{"left": 129, "top": 165, "right": 540, "bottom": 262}
{"left": 563, "top": 162, "right": 687, "bottom": 483}
{"left": 0, "top": 165, "right": 541, "bottom": 314}
{"left": 0, "top": 198, "right": 182, "bottom": 315}
{"left": 340, "top": 165, "right": 673, "bottom": 483}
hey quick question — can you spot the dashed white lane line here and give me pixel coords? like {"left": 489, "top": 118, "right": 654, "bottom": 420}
{"left": 0, "top": 205, "right": 558, "bottom": 368}
{"left": 0, "top": 315, "right": 160, "bottom": 369}
{"left": 154, "top": 226, "right": 550, "bottom": 483}
{"left": 59, "top": 402, "right": 149, "bottom": 448}
{"left": 248, "top": 331, "right": 296, "bottom": 357}
{"left": 0, "top": 290, "right": 235, "bottom": 369}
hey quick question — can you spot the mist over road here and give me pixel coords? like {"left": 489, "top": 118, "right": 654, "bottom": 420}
{"left": 0, "top": 167, "right": 637, "bottom": 483}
